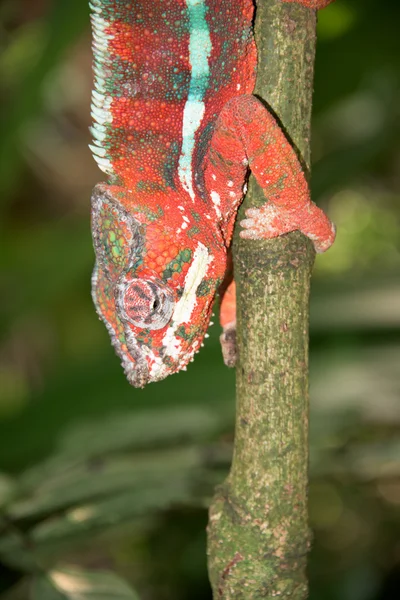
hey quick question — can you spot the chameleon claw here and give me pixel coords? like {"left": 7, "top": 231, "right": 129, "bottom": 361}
{"left": 240, "top": 203, "right": 336, "bottom": 251}
{"left": 239, "top": 205, "right": 281, "bottom": 240}
{"left": 239, "top": 217, "right": 256, "bottom": 229}
{"left": 244, "top": 208, "right": 259, "bottom": 218}
{"left": 239, "top": 228, "right": 259, "bottom": 239}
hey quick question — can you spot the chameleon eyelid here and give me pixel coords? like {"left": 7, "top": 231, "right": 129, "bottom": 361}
{"left": 116, "top": 278, "right": 175, "bottom": 331}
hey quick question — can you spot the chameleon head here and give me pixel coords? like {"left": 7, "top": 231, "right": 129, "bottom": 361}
{"left": 91, "top": 185, "right": 222, "bottom": 387}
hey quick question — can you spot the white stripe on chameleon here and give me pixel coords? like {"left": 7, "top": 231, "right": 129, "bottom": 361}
{"left": 89, "top": 5, "right": 114, "bottom": 175}
{"left": 179, "top": 101, "right": 205, "bottom": 201}
{"left": 160, "top": 242, "right": 213, "bottom": 364}
{"left": 178, "top": 0, "right": 212, "bottom": 201}
{"left": 171, "top": 241, "right": 213, "bottom": 327}
{"left": 211, "top": 190, "right": 221, "bottom": 218}
{"left": 148, "top": 350, "right": 168, "bottom": 381}
{"left": 149, "top": 243, "right": 212, "bottom": 380}
{"left": 160, "top": 328, "right": 182, "bottom": 363}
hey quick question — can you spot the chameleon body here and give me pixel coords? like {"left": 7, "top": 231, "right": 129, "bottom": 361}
{"left": 89, "top": 0, "right": 335, "bottom": 387}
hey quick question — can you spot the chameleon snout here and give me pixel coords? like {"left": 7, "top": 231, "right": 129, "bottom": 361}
{"left": 124, "top": 360, "right": 150, "bottom": 388}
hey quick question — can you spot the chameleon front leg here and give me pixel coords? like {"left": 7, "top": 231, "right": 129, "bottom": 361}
{"left": 205, "top": 95, "right": 335, "bottom": 252}
{"left": 204, "top": 94, "right": 335, "bottom": 365}
{"left": 238, "top": 96, "right": 336, "bottom": 250}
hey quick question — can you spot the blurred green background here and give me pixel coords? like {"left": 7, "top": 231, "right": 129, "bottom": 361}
{"left": 0, "top": 0, "right": 399, "bottom": 598}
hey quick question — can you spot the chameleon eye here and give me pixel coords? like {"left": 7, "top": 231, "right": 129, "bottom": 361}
{"left": 118, "top": 279, "right": 174, "bottom": 330}
{"left": 91, "top": 186, "right": 144, "bottom": 282}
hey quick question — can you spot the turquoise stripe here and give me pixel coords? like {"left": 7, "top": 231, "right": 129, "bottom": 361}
{"left": 178, "top": 0, "right": 212, "bottom": 200}
{"left": 187, "top": 0, "right": 211, "bottom": 100}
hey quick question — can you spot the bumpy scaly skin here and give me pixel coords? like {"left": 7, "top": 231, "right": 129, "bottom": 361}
{"left": 89, "top": 0, "right": 335, "bottom": 387}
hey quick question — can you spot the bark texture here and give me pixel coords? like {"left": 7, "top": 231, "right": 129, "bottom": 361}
{"left": 207, "top": 1, "right": 319, "bottom": 598}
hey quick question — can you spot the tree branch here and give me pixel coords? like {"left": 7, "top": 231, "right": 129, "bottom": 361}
{"left": 207, "top": 1, "right": 319, "bottom": 598}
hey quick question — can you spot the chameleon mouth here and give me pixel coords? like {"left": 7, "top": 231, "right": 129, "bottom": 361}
{"left": 123, "top": 353, "right": 171, "bottom": 387}
{"left": 120, "top": 330, "right": 151, "bottom": 388}
{"left": 124, "top": 361, "right": 149, "bottom": 388}
{"left": 120, "top": 341, "right": 152, "bottom": 387}
{"left": 121, "top": 327, "right": 176, "bottom": 387}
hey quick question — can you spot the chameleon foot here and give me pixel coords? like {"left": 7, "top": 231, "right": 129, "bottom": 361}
{"left": 240, "top": 203, "right": 336, "bottom": 253}
{"left": 240, "top": 204, "right": 294, "bottom": 241}
{"left": 220, "top": 323, "right": 237, "bottom": 368}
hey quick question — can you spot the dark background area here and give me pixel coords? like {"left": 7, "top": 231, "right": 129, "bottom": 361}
{"left": 0, "top": 0, "right": 399, "bottom": 598}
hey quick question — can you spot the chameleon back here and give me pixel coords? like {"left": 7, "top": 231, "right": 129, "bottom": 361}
{"left": 90, "top": 0, "right": 256, "bottom": 197}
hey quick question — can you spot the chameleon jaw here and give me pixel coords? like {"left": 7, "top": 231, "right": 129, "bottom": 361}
{"left": 122, "top": 316, "right": 203, "bottom": 387}
{"left": 123, "top": 358, "right": 150, "bottom": 388}
{"left": 122, "top": 341, "right": 195, "bottom": 387}
{"left": 119, "top": 302, "right": 199, "bottom": 388}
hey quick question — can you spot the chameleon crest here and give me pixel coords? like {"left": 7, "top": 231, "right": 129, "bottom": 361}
{"left": 89, "top": 0, "right": 335, "bottom": 387}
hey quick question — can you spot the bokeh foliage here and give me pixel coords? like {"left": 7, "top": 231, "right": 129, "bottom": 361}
{"left": 0, "top": 0, "right": 399, "bottom": 598}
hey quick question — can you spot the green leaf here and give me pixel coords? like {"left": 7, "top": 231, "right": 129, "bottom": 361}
{"left": 33, "top": 480, "right": 193, "bottom": 545}
{"left": 0, "top": 479, "right": 194, "bottom": 570}
{"left": 11, "top": 446, "right": 201, "bottom": 520}
{"left": 18, "top": 405, "right": 222, "bottom": 491}
{"left": 31, "top": 566, "right": 140, "bottom": 599}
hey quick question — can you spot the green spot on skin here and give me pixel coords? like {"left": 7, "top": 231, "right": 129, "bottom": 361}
{"left": 181, "top": 249, "right": 192, "bottom": 261}
{"left": 133, "top": 204, "right": 164, "bottom": 222}
{"left": 176, "top": 325, "right": 190, "bottom": 341}
{"left": 191, "top": 211, "right": 201, "bottom": 222}
{"left": 188, "top": 225, "right": 201, "bottom": 238}
{"left": 196, "top": 278, "right": 215, "bottom": 297}
{"left": 276, "top": 174, "right": 288, "bottom": 190}
{"left": 162, "top": 248, "right": 193, "bottom": 282}
{"left": 176, "top": 324, "right": 199, "bottom": 343}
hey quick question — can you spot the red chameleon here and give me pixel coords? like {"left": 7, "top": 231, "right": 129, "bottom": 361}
{"left": 89, "top": 0, "right": 335, "bottom": 387}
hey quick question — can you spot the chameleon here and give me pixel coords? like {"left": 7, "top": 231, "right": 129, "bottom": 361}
{"left": 89, "top": 0, "right": 335, "bottom": 387}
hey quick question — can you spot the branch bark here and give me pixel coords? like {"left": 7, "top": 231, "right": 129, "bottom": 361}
{"left": 207, "top": 1, "right": 319, "bottom": 598}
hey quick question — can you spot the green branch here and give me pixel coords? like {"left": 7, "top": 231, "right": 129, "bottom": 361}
{"left": 207, "top": 1, "right": 319, "bottom": 598}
